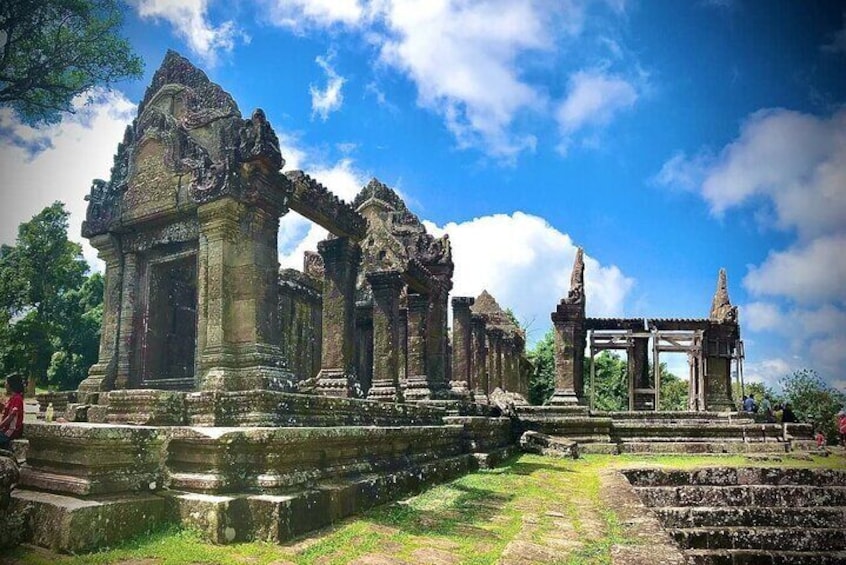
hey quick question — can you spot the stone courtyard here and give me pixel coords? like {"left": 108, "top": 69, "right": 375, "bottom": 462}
{"left": 1, "top": 52, "right": 843, "bottom": 564}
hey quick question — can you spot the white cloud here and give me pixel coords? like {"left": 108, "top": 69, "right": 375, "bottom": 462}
{"left": 743, "top": 301, "right": 785, "bottom": 332}
{"left": 0, "top": 90, "right": 136, "bottom": 271}
{"left": 744, "top": 235, "right": 846, "bottom": 305}
{"left": 264, "top": 0, "right": 366, "bottom": 29}
{"left": 555, "top": 69, "right": 637, "bottom": 153}
{"left": 658, "top": 109, "right": 846, "bottom": 239}
{"left": 310, "top": 53, "right": 346, "bottom": 120}
{"left": 262, "top": 0, "right": 631, "bottom": 159}
{"left": 424, "top": 212, "right": 634, "bottom": 343}
{"left": 132, "top": 0, "right": 243, "bottom": 64}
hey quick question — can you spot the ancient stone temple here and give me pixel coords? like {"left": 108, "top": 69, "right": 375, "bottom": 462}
{"left": 6, "top": 52, "right": 819, "bottom": 557}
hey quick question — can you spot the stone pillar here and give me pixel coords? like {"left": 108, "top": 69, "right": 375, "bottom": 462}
{"left": 628, "top": 336, "right": 651, "bottom": 410}
{"left": 114, "top": 251, "right": 140, "bottom": 390}
{"left": 704, "top": 323, "right": 736, "bottom": 411}
{"left": 470, "top": 314, "right": 488, "bottom": 402}
{"left": 315, "top": 237, "right": 361, "bottom": 397}
{"left": 404, "top": 292, "right": 431, "bottom": 401}
{"left": 398, "top": 306, "right": 408, "bottom": 393}
{"left": 366, "top": 271, "right": 404, "bottom": 403}
{"left": 449, "top": 297, "right": 474, "bottom": 398}
{"left": 425, "top": 285, "right": 449, "bottom": 397}
{"left": 196, "top": 198, "right": 293, "bottom": 391}
{"left": 550, "top": 302, "right": 586, "bottom": 405}
{"left": 486, "top": 328, "right": 504, "bottom": 391}
{"left": 78, "top": 234, "right": 123, "bottom": 398}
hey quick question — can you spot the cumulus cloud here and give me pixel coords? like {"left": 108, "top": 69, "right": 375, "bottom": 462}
{"left": 821, "top": 15, "right": 846, "bottom": 54}
{"left": 0, "top": 90, "right": 136, "bottom": 270}
{"left": 310, "top": 53, "right": 346, "bottom": 120}
{"left": 132, "top": 0, "right": 243, "bottom": 64}
{"left": 744, "top": 235, "right": 846, "bottom": 305}
{"left": 264, "top": 0, "right": 366, "bottom": 29}
{"left": 656, "top": 107, "right": 846, "bottom": 383}
{"left": 555, "top": 69, "right": 638, "bottom": 153}
{"left": 261, "top": 1, "right": 635, "bottom": 159}
{"left": 744, "top": 357, "right": 794, "bottom": 388}
{"left": 424, "top": 212, "right": 634, "bottom": 342}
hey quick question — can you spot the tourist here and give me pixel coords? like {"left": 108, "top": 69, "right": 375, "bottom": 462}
{"left": 0, "top": 373, "right": 25, "bottom": 451}
{"left": 743, "top": 395, "right": 758, "bottom": 413}
{"left": 781, "top": 402, "right": 797, "bottom": 423}
{"left": 760, "top": 395, "right": 774, "bottom": 423}
{"left": 837, "top": 409, "right": 846, "bottom": 447}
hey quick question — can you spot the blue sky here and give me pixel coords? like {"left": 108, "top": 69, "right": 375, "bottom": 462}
{"left": 1, "top": 0, "right": 844, "bottom": 389}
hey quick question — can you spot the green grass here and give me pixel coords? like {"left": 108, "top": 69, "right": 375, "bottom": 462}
{"left": 6, "top": 452, "right": 842, "bottom": 565}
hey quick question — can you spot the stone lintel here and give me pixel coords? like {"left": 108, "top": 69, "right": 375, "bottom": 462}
{"left": 286, "top": 170, "right": 367, "bottom": 241}
{"left": 451, "top": 296, "right": 475, "bottom": 309}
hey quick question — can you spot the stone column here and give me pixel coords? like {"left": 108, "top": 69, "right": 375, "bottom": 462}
{"left": 470, "top": 314, "right": 488, "bottom": 402}
{"left": 449, "top": 297, "right": 474, "bottom": 398}
{"left": 398, "top": 307, "right": 408, "bottom": 393}
{"left": 425, "top": 285, "right": 449, "bottom": 397}
{"left": 704, "top": 323, "right": 736, "bottom": 411}
{"left": 404, "top": 292, "right": 431, "bottom": 401}
{"left": 114, "top": 251, "right": 140, "bottom": 390}
{"left": 316, "top": 237, "right": 361, "bottom": 397}
{"left": 628, "top": 336, "right": 651, "bottom": 410}
{"left": 550, "top": 302, "right": 586, "bottom": 405}
{"left": 78, "top": 234, "right": 123, "bottom": 398}
{"left": 366, "top": 271, "right": 404, "bottom": 402}
{"left": 196, "top": 198, "right": 293, "bottom": 391}
{"left": 486, "top": 328, "right": 504, "bottom": 391}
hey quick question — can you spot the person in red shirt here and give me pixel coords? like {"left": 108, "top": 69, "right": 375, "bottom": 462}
{"left": 0, "top": 373, "right": 25, "bottom": 451}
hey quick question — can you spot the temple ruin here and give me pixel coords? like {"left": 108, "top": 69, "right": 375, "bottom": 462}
{"left": 3, "top": 52, "right": 827, "bottom": 556}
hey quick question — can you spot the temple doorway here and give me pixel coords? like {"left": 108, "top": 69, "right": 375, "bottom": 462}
{"left": 140, "top": 253, "right": 198, "bottom": 390}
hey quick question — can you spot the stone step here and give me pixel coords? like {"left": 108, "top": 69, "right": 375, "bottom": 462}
{"left": 625, "top": 467, "right": 846, "bottom": 488}
{"left": 670, "top": 526, "right": 846, "bottom": 552}
{"left": 684, "top": 549, "right": 846, "bottom": 565}
{"left": 619, "top": 436, "right": 786, "bottom": 443}
{"left": 613, "top": 422, "right": 787, "bottom": 436}
{"left": 635, "top": 485, "right": 846, "bottom": 508}
{"left": 551, "top": 434, "right": 613, "bottom": 444}
{"left": 653, "top": 506, "right": 846, "bottom": 529}
{"left": 619, "top": 442, "right": 789, "bottom": 455}
{"left": 579, "top": 443, "right": 619, "bottom": 455}
{"left": 613, "top": 418, "right": 757, "bottom": 425}
{"left": 515, "top": 405, "right": 589, "bottom": 416}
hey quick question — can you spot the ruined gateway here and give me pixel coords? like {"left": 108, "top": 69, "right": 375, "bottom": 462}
{"left": 5, "top": 53, "right": 836, "bottom": 562}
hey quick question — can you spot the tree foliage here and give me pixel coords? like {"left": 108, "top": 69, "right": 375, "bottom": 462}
{"left": 527, "top": 328, "right": 554, "bottom": 405}
{"left": 780, "top": 369, "right": 845, "bottom": 444}
{"left": 0, "top": 0, "right": 143, "bottom": 124}
{"left": 584, "top": 351, "right": 629, "bottom": 411}
{"left": 0, "top": 202, "right": 102, "bottom": 389}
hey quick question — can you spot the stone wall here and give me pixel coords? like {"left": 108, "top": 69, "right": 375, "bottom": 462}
{"left": 278, "top": 269, "right": 322, "bottom": 383}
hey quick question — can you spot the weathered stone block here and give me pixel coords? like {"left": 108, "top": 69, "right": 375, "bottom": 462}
{"left": 107, "top": 390, "right": 187, "bottom": 425}
{"left": 518, "top": 430, "right": 579, "bottom": 459}
{"left": 20, "top": 423, "right": 167, "bottom": 496}
{"left": 12, "top": 489, "right": 169, "bottom": 553}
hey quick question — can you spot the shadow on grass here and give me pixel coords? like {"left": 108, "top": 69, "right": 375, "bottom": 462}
{"left": 365, "top": 481, "right": 515, "bottom": 539}
{"left": 501, "top": 460, "right": 577, "bottom": 475}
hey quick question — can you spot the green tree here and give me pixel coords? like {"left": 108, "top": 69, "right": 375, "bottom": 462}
{"left": 0, "top": 202, "right": 101, "bottom": 389}
{"left": 584, "top": 351, "right": 628, "bottom": 411}
{"left": 780, "top": 369, "right": 845, "bottom": 445}
{"left": 527, "top": 328, "right": 554, "bottom": 405}
{"left": 658, "top": 367, "right": 688, "bottom": 411}
{"left": 0, "top": 0, "right": 143, "bottom": 124}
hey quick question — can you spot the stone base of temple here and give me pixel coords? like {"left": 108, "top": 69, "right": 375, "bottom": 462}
{"left": 448, "top": 380, "right": 471, "bottom": 400}
{"left": 403, "top": 375, "right": 433, "bottom": 401}
{"left": 315, "top": 369, "right": 360, "bottom": 398}
{"left": 367, "top": 379, "right": 402, "bottom": 402}
{"left": 199, "top": 365, "right": 298, "bottom": 393}
{"left": 547, "top": 389, "right": 582, "bottom": 406}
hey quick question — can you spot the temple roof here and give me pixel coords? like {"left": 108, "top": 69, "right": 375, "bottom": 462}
{"left": 471, "top": 290, "right": 523, "bottom": 339}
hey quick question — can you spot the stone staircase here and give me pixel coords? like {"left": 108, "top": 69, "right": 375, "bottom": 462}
{"left": 515, "top": 405, "right": 618, "bottom": 454}
{"left": 625, "top": 467, "right": 846, "bottom": 564}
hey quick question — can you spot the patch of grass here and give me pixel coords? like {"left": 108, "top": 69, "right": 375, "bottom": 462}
{"left": 7, "top": 452, "right": 843, "bottom": 565}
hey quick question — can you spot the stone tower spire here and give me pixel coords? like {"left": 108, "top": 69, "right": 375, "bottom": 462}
{"left": 709, "top": 268, "right": 737, "bottom": 323}
{"left": 563, "top": 247, "right": 585, "bottom": 305}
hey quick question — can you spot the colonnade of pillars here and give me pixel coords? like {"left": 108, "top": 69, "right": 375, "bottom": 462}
{"left": 311, "top": 235, "right": 527, "bottom": 402}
